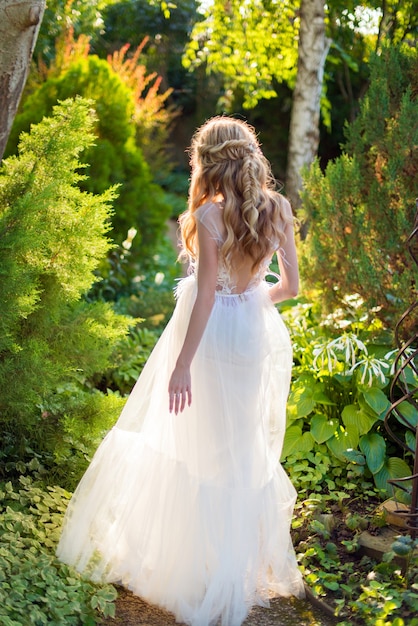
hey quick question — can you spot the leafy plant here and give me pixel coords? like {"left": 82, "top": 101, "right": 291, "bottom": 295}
{"left": 293, "top": 493, "right": 418, "bottom": 625}
{"left": 0, "top": 470, "right": 117, "bottom": 624}
{"left": 281, "top": 301, "right": 415, "bottom": 499}
{"left": 108, "top": 38, "right": 178, "bottom": 179}
{"left": 96, "top": 326, "right": 161, "bottom": 396}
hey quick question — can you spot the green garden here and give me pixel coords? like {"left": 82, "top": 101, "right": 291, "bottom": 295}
{"left": 0, "top": 2, "right": 417, "bottom": 625}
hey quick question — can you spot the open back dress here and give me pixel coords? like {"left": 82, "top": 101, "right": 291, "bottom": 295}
{"left": 56, "top": 201, "right": 304, "bottom": 626}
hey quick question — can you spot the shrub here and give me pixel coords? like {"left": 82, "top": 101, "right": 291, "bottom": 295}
{"left": 281, "top": 299, "right": 415, "bottom": 501}
{"left": 0, "top": 98, "right": 131, "bottom": 479}
{"left": 7, "top": 53, "right": 171, "bottom": 264}
{"left": 107, "top": 39, "right": 178, "bottom": 180}
{"left": 300, "top": 45, "right": 418, "bottom": 327}
{"left": 94, "top": 326, "right": 160, "bottom": 397}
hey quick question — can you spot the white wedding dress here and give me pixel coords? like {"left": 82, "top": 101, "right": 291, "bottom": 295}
{"left": 57, "top": 201, "right": 304, "bottom": 626}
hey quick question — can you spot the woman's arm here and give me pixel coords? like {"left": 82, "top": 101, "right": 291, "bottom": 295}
{"left": 269, "top": 199, "right": 299, "bottom": 304}
{"left": 168, "top": 220, "right": 219, "bottom": 414}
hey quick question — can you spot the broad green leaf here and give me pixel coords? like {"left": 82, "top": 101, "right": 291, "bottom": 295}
{"left": 298, "top": 431, "right": 315, "bottom": 452}
{"left": 341, "top": 404, "right": 377, "bottom": 437}
{"left": 392, "top": 401, "right": 418, "bottom": 429}
{"left": 310, "top": 413, "right": 337, "bottom": 443}
{"left": 391, "top": 541, "right": 412, "bottom": 557}
{"left": 281, "top": 425, "right": 314, "bottom": 458}
{"left": 359, "top": 433, "right": 386, "bottom": 474}
{"left": 282, "top": 425, "right": 303, "bottom": 457}
{"left": 358, "top": 392, "right": 384, "bottom": 419}
{"left": 362, "top": 387, "right": 390, "bottom": 416}
{"left": 324, "top": 581, "right": 340, "bottom": 591}
{"left": 327, "top": 426, "right": 359, "bottom": 462}
{"left": 313, "top": 389, "right": 335, "bottom": 405}
{"left": 405, "top": 429, "right": 417, "bottom": 453}
{"left": 342, "top": 449, "right": 366, "bottom": 465}
{"left": 288, "top": 384, "right": 316, "bottom": 418}
{"left": 399, "top": 366, "right": 418, "bottom": 387}
{"left": 374, "top": 457, "right": 412, "bottom": 495}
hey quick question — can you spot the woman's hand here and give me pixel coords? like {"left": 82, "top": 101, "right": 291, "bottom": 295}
{"left": 168, "top": 362, "right": 192, "bottom": 414}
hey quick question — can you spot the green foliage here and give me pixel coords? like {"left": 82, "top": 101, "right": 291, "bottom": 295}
{"left": 107, "top": 40, "right": 179, "bottom": 182}
{"left": 322, "top": 2, "right": 374, "bottom": 154}
{"left": 83, "top": 232, "right": 177, "bottom": 404}
{"left": 293, "top": 492, "right": 418, "bottom": 625}
{"left": 160, "top": 170, "right": 189, "bottom": 218}
{"left": 300, "top": 45, "right": 418, "bottom": 324}
{"left": 100, "top": 0, "right": 199, "bottom": 110}
{"left": 96, "top": 326, "right": 160, "bottom": 396}
{"left": 87, "top": 214, "right": 178, "bottom": 319}
{"left": 0, "top": 98, "right": 130, "bottom": 479}
{"left": 376, "top": 0, "right": 418, "bottom": 46}
{"left": 0, "top": 471, "right": 117, "bottom": 624}
{"left": 8, "top": 54, "right": 171, "bottom": 263}
{"left": 281, "top": 300, "right": 415, "bottom": 500}
{"left": 39, "top": 387, "right": 126, "bottom": 490}
{"left": 36, "top": 0, "right": 118, "bottom": 63}
{"left": 184, "top": 0, "right": 299, "bottom": 110}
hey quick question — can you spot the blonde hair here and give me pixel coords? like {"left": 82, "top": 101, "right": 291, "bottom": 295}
{"left": 179, "top": 116, "right": 293, "bottom": 272}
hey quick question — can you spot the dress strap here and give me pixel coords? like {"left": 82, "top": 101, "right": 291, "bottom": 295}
{"left": 194, "top": 202, "right": 225, "bottom": 245}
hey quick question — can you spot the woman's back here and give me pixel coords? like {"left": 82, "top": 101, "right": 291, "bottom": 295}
{"left": 194, "top": 201, "right": 275, "bottom": 295}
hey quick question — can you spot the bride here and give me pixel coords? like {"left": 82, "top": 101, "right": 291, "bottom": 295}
{"left": 57, "top": 115, "right": 305, "bottom": 626}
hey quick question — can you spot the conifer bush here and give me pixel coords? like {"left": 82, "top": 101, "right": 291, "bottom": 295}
{"left": 300, "top": 46, "right": 418, "bottom": 327}
{"left": 0, "top": 98, "right": 130, "bottom": 481}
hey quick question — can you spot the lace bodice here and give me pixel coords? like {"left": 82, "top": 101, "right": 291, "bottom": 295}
{"left": 193, "top": 201, "right": 276, "bottom": 295}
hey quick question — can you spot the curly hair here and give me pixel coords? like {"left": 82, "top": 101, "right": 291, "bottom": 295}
{"left": 179, "top": 116, "right": 293, "bottom": 272}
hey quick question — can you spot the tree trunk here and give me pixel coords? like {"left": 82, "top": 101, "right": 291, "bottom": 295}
{"left": 285, "top": 0, "right": 330, "bottom": 214}
{"left": 0, "top": 0, "right": 45, "bottom": 162}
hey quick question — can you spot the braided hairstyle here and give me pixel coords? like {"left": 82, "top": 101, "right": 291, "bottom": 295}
{"left": 179, "top": 116, "right": 292, "bottom": 272}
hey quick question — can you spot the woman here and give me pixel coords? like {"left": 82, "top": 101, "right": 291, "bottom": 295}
{"left": 57, "top": 116, "right": 304, "bottom": 626}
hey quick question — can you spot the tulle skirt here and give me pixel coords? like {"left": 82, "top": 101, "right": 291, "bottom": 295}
{"left": 56, "top": 275, "right": 304, "bottom": 626}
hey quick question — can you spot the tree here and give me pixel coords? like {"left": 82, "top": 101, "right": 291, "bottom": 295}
{"left": 376, "top": 0, "right": 418, "bottom": 48}
{"left": 286, "top": 0, "right": 331, "bottom": 211}
{"left": 184, "top": 0, "right": 299, "bottom": 109}
{"left": 0, "top": 0, "right": 46, "bottom": 161}
{"left": 97, "top": 0, "right": 202, "bottom": 170}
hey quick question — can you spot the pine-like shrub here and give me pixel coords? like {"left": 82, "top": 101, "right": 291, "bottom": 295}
{"left": 300, "top": 46, "right": 418, "bottom": 327}
{"left": 7, "top": 54, "right": 171, "bottom": 263}
{"left": 0, "top": 98, "right": 130, "bottom": 480}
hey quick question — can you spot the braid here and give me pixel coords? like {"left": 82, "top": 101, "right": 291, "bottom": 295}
{"left": 241, "top": 154, "right": 259, "bottom": 242}
{"left": 199, "top": 139, "right": 256, "bottom": 166}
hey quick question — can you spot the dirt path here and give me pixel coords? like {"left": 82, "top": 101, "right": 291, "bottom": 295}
{"left": 102, "top": 587, "right": 335, "bottom": 626}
